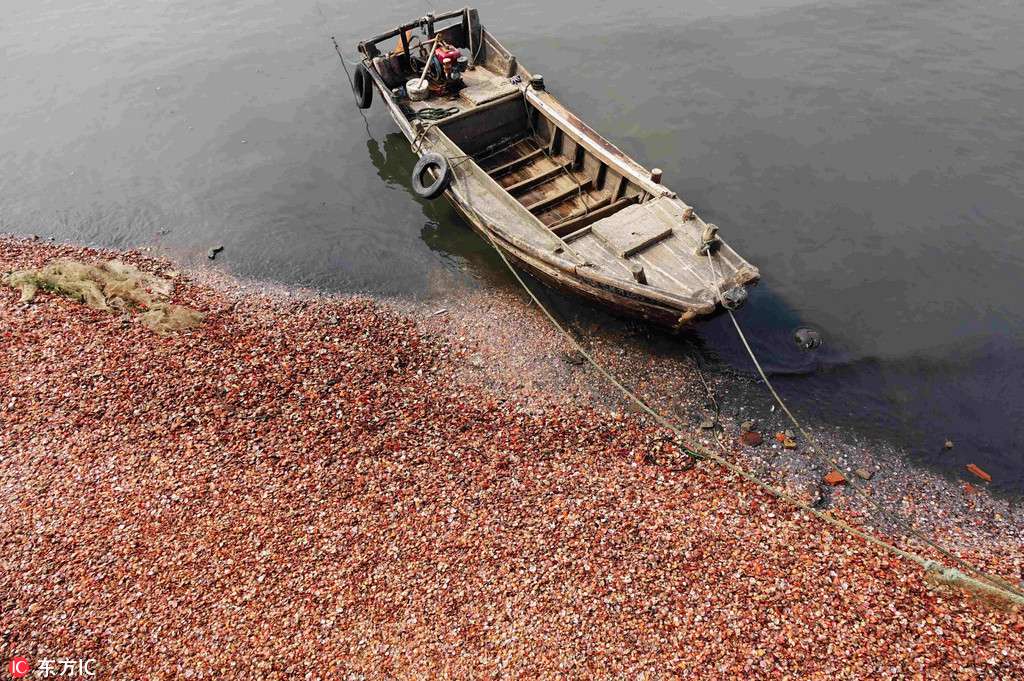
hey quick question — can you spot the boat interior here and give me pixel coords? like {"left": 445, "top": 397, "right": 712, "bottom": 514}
{"left": 439, "top": 99, "right": 645, "bottom": 238}
{"left": 361, "top": 9, "right": 739, "bottom": 298}
{"left": 363, "top": 10, "right": 647, "bottom": 238}
{"left": 440, "top": 98, "right": 722, "bottom": 297}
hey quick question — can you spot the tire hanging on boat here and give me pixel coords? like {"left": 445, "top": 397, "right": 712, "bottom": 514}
{"left": 411, "top": 152, "right": 452, "bottom": 200}
{"left": 353, "top": 64, "right": 373, "bottom": 109}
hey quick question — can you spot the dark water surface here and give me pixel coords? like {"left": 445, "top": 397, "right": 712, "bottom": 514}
{"left": 4, "top": 1, "right": 1024, "bottom": 493}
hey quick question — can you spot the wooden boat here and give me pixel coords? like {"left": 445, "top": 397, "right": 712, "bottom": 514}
{"left": 354, "top": 8, "right": 759, "bottom": 328}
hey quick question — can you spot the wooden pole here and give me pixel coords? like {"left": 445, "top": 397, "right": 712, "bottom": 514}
{"left": 415, "top": 36, "right": 440, "bottom": 88}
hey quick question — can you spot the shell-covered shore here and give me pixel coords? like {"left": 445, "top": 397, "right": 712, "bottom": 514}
{"left": 2, "top": 236, "right": 1022, "bottom": 679}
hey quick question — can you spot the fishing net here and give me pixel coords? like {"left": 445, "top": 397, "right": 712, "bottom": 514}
{"left": 2, "top": 259, "right": 203, "bottom": 333}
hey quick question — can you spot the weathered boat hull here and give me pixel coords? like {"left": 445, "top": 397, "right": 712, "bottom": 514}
{"left": 356, "top": 9, "right": 759, "bottom": 329}
{"left": 446, "top": 197, "right": 702, "bottom": 328}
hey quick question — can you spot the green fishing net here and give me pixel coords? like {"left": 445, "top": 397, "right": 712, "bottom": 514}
{"left": 2, "top": 259, "right": 203, "bottom": 333}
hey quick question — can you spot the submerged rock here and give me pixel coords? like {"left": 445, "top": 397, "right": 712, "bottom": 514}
{"left": 855, "top": 467, "right": 875, "bottom": 481}
{"left": 794, "top": 327, "right": 822, "bottom": 350}
{"left": 561, "top": 349, "right": 586, "bottom": 366}
{"left": 803, "top": 482, "right": 824, "bottom": 508}
{"left": 740, "top": 431, "right": 763, "bottom": 447}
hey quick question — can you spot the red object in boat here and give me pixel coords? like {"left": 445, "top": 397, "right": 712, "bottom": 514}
{"left": 434, "top": 45, "right": 460, "bottom": 65}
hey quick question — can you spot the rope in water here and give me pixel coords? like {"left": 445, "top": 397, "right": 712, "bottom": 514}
{"left": 701, "top": 250, "right": 1024, "bottom": 602}
{"left": 329, "top": 36, "right": 357, "bottom": 93}
{"left": 315, "top": 3, "right": 372, "bottom": 138}
{"left": 314, "top": 0, "right": 1024, "bottom": 603}
{"left": 443, "top": 164, "right": 1024, "bottom": 607}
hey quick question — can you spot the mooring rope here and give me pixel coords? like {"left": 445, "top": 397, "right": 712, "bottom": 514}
{"left": 313, "top": 0, "right": 1024, "bottom": 607}
{"left": 701, "top": 247, "right": 1024, "bottom": 601}
{"left": 446, "top": 168, "right": 1024, "bottom": 607}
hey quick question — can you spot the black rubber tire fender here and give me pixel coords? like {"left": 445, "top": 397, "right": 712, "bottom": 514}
{"left": 411, "top": 152, "right": 452, "bottom": 200}
{"left": 353, "top": 64, "right": 373, "bottom": 109}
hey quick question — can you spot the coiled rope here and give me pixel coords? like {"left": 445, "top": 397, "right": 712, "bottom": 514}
{"left": 444, "top": 163, "right": 1024, "bottom": 608}
{"left": 404, "top": 105, "right": 460, "bottom": 121}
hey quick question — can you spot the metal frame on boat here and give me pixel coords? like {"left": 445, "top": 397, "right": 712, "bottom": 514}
{"left": 356, "top": 8, "right": 759, "bottom": 329}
